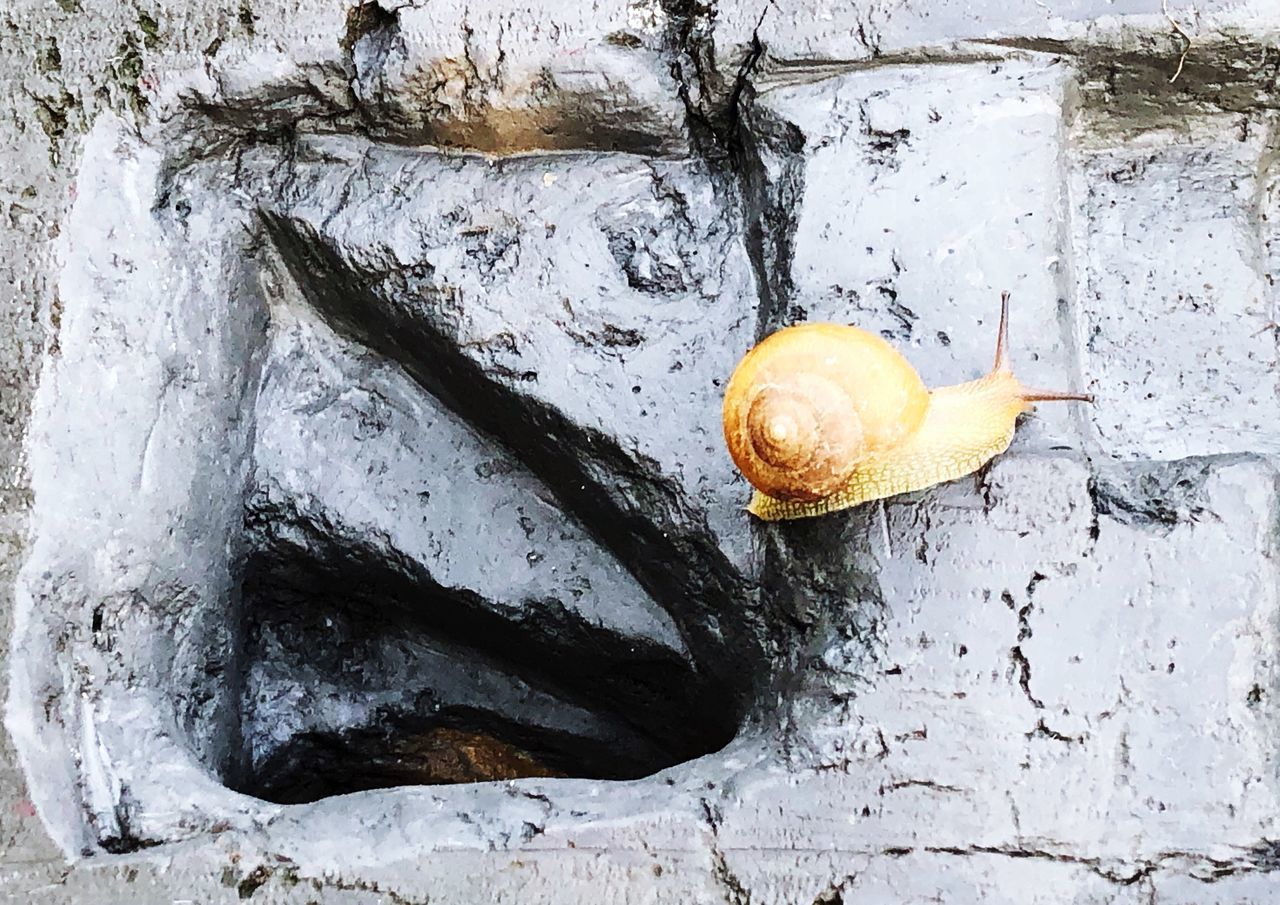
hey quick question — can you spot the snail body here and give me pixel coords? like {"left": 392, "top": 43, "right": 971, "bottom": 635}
{"left": 722, "top": 293, "right": 1092, "bottom": 521}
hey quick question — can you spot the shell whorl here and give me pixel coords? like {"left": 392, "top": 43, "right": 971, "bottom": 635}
{"left": 741, "top": 374, "right": 865, "bottom": 501}
{"left": 722, "top": 323, "right": 929, "bottom": 503}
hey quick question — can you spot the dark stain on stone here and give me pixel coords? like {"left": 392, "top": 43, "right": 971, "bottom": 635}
{"left": 237, "top": 865, "right": 272, "bottom": 900}
{"left": 1090, "top": 457, "right": 1227, "bottom": 531}
{"left": 341, "top": 1, "right": 397, "bottom": 57}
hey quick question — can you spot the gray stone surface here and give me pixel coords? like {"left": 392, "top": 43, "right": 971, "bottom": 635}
{"left": 1070, "top": 127, "right": 1279, "bottom": 459}
{"left": 253, "top": 302, "right": 685, "bottom": 655}
{"left": 4, "top": 0, "right": 1280, "bottom": 903}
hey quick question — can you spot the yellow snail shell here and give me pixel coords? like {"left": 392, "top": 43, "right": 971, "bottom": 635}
{"left": 722, "top": 293, "right": 1093, "bottom": 521}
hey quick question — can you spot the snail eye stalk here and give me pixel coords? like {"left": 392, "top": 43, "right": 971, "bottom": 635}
{"left": 993, "top": 290, "right": 1012, "bottom": 373}
{"left": 992, "top": 291, "right": 1094, "bottom": 404}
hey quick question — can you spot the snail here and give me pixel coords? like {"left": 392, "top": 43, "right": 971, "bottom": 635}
{"left": 722, "top": 292, "right": 1093, "bottom": 521}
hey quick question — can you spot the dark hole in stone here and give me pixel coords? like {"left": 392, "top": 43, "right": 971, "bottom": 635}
{"left": 250, "top": 723, "right": 569, "bottom": 806}
{"left": 206, "top": 207, "right": 762, "bottom": 805}
{"left": 224, "top": 519, "right": 737, "bottom": 804}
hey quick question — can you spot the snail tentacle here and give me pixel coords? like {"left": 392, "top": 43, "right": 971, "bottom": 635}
{"left": 993, "top": 290, "right": 1012, "bottom": 372}
{"left": 994, "top": 290, "right": 1094, "bottom": 404}
{"left": 1019, "top": 387, "right": 1096, "bottom": 403}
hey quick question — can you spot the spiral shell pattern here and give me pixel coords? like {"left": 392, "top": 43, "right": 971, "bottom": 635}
{"left": 722, "top": 323, "right": 930, "bottom": 503}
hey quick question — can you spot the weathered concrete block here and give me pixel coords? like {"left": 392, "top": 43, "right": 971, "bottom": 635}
{"left": 5, "top": 0, "right": 1280, "bottom": 902}
{"left": 1069, "top": 126, "right": 1279, "bottom": 459}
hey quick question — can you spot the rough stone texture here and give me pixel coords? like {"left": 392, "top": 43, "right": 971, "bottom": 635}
{"left": 348, "top": 1, "right": 689, "bottom": 154}
{"left": 5, "top": 0, "right": 1280, "bottom": 903}
{"left": 1071, "top": 127, "right": 1279, "bottom": 459}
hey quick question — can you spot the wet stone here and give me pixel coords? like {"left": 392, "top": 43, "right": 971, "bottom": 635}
{"left": 7, "top": 2, "right": 1280, "bottom": 901}
{"left": 1069, "top": 125, "right": 1280, "bottom": 460}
